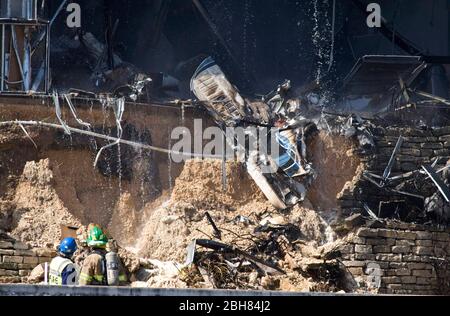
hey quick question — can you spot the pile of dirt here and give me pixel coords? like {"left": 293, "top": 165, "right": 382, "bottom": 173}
{"left": 11, "top": 159, "right": 81, "bottom": 247}
{"left": 135, "top": 200, "right": 190, "bottom": 261}
{"left": 4, "top": 147, "right": 156, "bottom": 249}
{"left": 307, "top": 131, "right": 361, "bottom": 211}
{"left": 135, "top": 159, "right": 272, "bottom": 260}
{"left": 135, "top": 159, "right": 336, "bottom": 263}
{"left": 170, "top": 159, "right": 266, "bottom": 211}
{"left": 0, "top": 132, "right": 350, "bottom": 291}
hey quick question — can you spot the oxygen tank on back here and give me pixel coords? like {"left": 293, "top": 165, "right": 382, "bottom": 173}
{"left": 105, "top": 251, "right": 119, "bottom": 286}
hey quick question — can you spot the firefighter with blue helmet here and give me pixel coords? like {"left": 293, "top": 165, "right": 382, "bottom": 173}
{"left": 49, "top": 237, "right": 79, "bottom": 285}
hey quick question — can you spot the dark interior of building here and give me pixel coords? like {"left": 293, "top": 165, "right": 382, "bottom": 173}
{"left": 42, "top": 0, "right": 449, "bottom": 100}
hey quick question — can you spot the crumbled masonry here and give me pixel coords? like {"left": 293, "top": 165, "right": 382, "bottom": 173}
{"left": 0, "top": 0, "right": 449, "bottom": 296}
{"left": 0, "top": 108, "right": 449, "bottom": 293}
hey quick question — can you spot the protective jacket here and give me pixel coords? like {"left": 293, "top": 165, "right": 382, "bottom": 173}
{"left": 79, "top": 249, "right": 127, "bottom": 285}
{"left": 49, "top": 256, "right": 78, "bottom": 285}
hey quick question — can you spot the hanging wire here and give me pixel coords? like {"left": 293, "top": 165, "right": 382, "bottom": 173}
{"left": 327, "top": 0, "right": 336, "bottom": 72}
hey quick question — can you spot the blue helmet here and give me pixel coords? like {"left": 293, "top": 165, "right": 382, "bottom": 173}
{"left": 58, "top": 237, "right": 77, "bottom": 257}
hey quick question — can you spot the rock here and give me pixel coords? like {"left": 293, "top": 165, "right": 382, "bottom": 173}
{"left": 13, "top": 241, "right": 29, "bottom": 250}
{"left": 27, "top": 263, "right": 45, "bottom": 283}
{"left": 0, "top": 241, "right": 14, "bottom": 249}
{"left": 261, "top": 276, "right": 280, "bottom": 290}
{"left": 416, "top": 231, "right": 432, "bottom": 240}
{"left": 33, "top": 247, "right": 56, "bottom": 257}
{"left": 0, "top": 276, "right": 21, "bottom": 283}
{"left": 133, "top": 268, "right": 155, "bottom": 282}
{"left": 14, "top": 249, "right": 35, "bottom": 256}
{"left": 344, "top": 214, "right": 365, "bottom": 229}
{"left": 396, "top": 231, "right": 417, "bottom": 240}
{"left": 161, "top": 215, "right": 180, "bottom": 225}
{"left": 373, "top": 245, "right": 390, "bottom": 253}
{"left": 355, "top": 244, "right": 372, "bottom": 254}
{"left": 413, "top": 246, "right": 433, "bottom": 256}
{"left": 356, "top": 228, "right": 378, "bottom": 237}
{"left": 259, "top": 215, "right": 287, "bottom": 226}
{"left": 3, "top": 256, "right": 23, "bottom": 264}
{"left": 391, "top": 246, "right": 411, "bottom": 254}
{"left": 0, "top": 249, "right": 14, "bottom": 255}
{"left": 248, "top": 272, "right": 259, "bottom": 285}
{"left": 412, "top": 270, "right": 433, "bottom": 277}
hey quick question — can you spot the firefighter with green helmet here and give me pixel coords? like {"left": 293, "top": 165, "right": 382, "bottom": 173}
{"left": 79, "top": 224, "right": 127, "bottom": 286}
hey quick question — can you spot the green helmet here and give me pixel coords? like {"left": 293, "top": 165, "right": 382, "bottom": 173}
{"left": 86, "top": 226, "right": 108, "bottom": 248}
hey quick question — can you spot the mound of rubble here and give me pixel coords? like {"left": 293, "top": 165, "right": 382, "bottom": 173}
{"left": 127, "top": 159, "right": 353, "bottom": 291}
{"left": 0, "top": 119, "right": 449, "bottom": 294}
{"left": 0, "top": 151, "right": 349, "bottom": 291}
{"left": 11, "top": 159, "right": 82, "bottom": 247}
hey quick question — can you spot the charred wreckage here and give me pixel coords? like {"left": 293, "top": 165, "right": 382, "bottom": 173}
{"left": 0, "top": 0, "right": 449, "bottom": 294}
{"left": 0, "top": 1, "right": 449, "bottom": 227}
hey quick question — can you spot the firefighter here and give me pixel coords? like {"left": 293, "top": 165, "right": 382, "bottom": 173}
{"left": 49, "top": 237, "right": 78, "bottom": 285}
{"left": 79, "top": 224, "right": 127, "bottom": 286}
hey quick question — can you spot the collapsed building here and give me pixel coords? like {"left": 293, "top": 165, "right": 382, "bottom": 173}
{"left": 0, "top": 0, "right": 449, "bottom": 295}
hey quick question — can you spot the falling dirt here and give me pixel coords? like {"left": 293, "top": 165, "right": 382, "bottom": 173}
{"left": 44, "top": 149, "right": 120, "bottom": 227}
{"left": 109, "top": 192, "right": 139, "bottom": 247}
{"left": 307, "top": 131, "right": 361, "bottom": 212}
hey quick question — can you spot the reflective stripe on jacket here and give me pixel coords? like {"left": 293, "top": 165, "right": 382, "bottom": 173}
{"left": 79, "top": 252, "right": 105, "bottom": 286}
{"left": 49, "top": 256, "right": 77, "bottom": 285}
{"left": 79, "top": 251, "right": 128, "bottom": 286}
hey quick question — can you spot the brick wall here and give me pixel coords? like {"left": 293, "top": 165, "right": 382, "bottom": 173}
{"left": 339, "top": 126, "right": 450, "bottom": 212}
{"left": 0, "top": 234, "right": 55, "bottom": 283}
{"left": 340, "top": 222, "right": 450, "bottom": 294}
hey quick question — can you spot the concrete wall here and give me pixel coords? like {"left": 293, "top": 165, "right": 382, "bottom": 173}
{"left": 0, "top": 284, "right": 376, "bottom": 296}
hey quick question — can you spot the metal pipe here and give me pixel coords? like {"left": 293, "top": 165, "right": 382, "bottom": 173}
{"left": 23, "top": 26, "right": 31, "bottom": 91}
{"left": 50, "top": 0, "right": 68, "bottom": 26}
{"left": 10, "top": 25, "right": 25, "bottom": 90}
{"left": 0, "top": 120, "right": 222, "bottom": 159}
{"left": 413, "top": 89, "right": 450, "bottom": 106}
{"left": 222, "top": 130, "right": 227, "bottom": 191}
{"left": 30, "top": 0, "right": 66, "bottom": 56}
{"left": 44, "top": 262, "right": 48, "bottom": 284}
{"left": 45, "top": 23, "right": 49, "bottom": 92}
{"left": 1, "top": 24, "right": 5, "bottom": 91}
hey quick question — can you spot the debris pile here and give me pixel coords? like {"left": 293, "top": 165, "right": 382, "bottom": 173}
{"left": 127, "top": 159, "right": 356, "bottom": 292}
{"left": 307, "top": 131, "right": 362, "bottom": 212}
{"left": 11, "top": 159, "right": 81, "bottom": 247}
{"left": 338, "top": 126, "right": 450, "bottom": 225}
{"left": 0, "top": 0, "right": 448, "bottom": 295}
